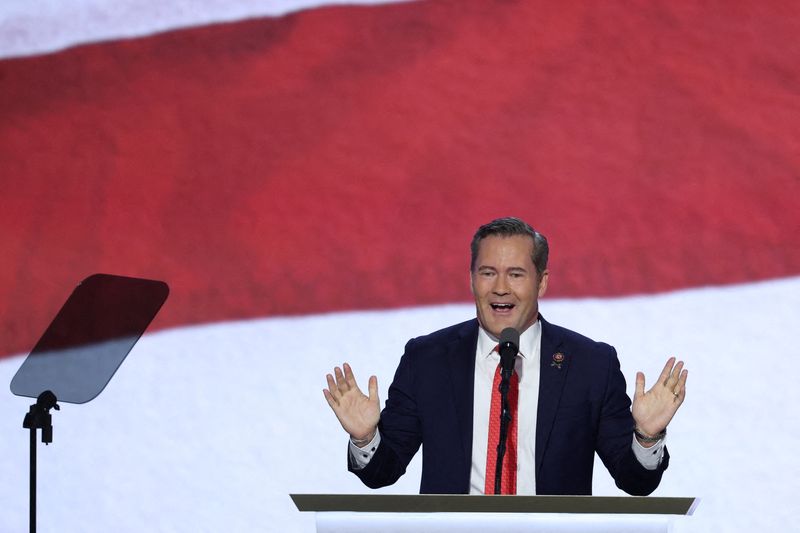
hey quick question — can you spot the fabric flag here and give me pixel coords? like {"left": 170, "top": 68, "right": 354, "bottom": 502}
{"left": 1, "top": 1, "right": 799, "bottom": 532}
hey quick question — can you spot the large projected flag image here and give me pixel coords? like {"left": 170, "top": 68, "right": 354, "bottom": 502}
{"left": 1, "top": 1, "right": 799, "bottom": 532}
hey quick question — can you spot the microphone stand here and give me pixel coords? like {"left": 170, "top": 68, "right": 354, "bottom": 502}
{"left": 493, "top": 365, "right": 514, "bottom": 495}
{"left": 22, "top": 390, "right": 60, "bottom": 533}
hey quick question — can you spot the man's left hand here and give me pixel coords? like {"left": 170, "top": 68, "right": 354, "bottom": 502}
{"left": 632, "top": 357, "right": 688, "bottom": 445}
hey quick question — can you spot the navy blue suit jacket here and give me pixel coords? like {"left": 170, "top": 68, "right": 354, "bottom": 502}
{"left": 350, "top": 317, "right": 668, "bottom": 495}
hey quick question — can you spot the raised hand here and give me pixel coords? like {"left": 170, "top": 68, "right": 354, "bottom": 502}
{"left": 323, "top": 362, "right": 380, "bottom": 443}
{"left": 632, "top": 357, "right": 688, "bottom": 440}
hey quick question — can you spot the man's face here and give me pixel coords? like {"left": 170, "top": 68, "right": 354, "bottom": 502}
{"left": 470, "top": 234, "right": 548, "bottom": 338}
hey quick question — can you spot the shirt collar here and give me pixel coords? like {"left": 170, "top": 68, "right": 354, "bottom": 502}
{"left": 477, "top": 319, "right": 541, "bottom": 360}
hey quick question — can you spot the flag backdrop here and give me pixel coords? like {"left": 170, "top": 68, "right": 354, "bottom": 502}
{"left": 1, "top": 1, "right": 799, "bottom": 531}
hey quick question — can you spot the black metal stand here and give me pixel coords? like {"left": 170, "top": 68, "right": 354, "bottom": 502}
{"left": 22, "top": 390, "right": 60, "bottom": 533}
{"left": 494, "top": 370, "right": 513, "bottom": 495}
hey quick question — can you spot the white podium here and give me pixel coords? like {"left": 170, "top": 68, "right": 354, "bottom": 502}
{"left": 291, "top": 494, "right": 698, "bottom": 533}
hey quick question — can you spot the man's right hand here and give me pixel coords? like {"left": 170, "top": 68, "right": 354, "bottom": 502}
{"left": 323, "top": 362, "right": 380, "bottom": 443}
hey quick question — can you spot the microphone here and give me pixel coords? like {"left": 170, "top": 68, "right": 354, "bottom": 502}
{"left": 498, "top": 327, "right": 520, "bottom": 379}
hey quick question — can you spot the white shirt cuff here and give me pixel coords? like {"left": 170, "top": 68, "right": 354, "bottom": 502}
{"left": 631, "top": 434, "right": 665, "bottom": 470}
{"left": 348, "top": 429, "right": 381, "bottom": 470}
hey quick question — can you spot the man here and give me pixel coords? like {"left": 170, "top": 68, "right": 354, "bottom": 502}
{"left": 324, "top": 217, "right": 687, "bottom": 495}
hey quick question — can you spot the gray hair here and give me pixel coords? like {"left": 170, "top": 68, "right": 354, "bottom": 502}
{"left": 470, "top": 217, "right": 549, "bottom": 277}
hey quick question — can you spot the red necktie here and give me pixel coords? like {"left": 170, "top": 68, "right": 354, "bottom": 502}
{"left": 484, "top": 360, "right": 519, "bottom": 494}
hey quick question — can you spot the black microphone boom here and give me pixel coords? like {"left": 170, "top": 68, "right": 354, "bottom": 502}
{"left": 493, "top": 326, "right": 520, "bottom": 494}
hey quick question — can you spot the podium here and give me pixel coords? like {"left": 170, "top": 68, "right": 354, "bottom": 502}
{"left": 291, "top": 494, "right": 698, "bottom": 533}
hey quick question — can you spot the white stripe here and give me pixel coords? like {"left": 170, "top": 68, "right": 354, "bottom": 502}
{"left": 0, "top": 0, "right": 415, "bottom": 59}
{"left": 0, "top": 276, "right": 797, "bottom": 532}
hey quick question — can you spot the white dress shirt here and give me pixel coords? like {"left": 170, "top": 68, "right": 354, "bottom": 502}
{"left": 469, "top": 320, "right": 540, "bottom": 493}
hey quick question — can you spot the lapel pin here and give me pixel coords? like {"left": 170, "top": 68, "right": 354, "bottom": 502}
{"left": 551, "top": 352, "right": 565, "bottom": 370}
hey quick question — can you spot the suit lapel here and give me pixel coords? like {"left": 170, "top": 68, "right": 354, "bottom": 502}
{"left": 446, "top": 319, "right": 478, "bottom": 483}
{"left": 535, "top": 316, "right": 570, "bottom": 479}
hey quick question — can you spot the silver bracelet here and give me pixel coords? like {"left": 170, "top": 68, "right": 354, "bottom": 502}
{"left": 634, "top": 427, "right": 666, "bottom": 443}
{"left": 351, "top": 433, "right": 375, "bottom": 448}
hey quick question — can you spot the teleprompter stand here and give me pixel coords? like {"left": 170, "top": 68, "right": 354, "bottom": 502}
{"left": 22, "top": 390, "right": 60, "bottom": 533}
{"left": 11, "top": 274, "right": 169, "bottom": 533}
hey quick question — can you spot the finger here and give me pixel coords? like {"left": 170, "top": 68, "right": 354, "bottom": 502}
{"left": 323, "top": 388, "right": 338, "bottom": 409}
{"left": 325, "top": 373, "right": 340, "bottom": 400}
{"left": 658, "top": 356, "right": 676, "bottom": 386}
{"left": 334, "top": 366, "right": 348, "bottom": 391}
{"left": 367, "top": 375, "right": 379, "bottom": 404}
{"left": 343, "top": 362, "right": 358, "bottom": 389}
{"left": 666, "top": 360, "right": 685, "bottom": 387}
{"left": 676, "top": 369, "right": 688, "bottom": 400}
{"left": 635, "top": 371, "right": 645, "bottom": 399}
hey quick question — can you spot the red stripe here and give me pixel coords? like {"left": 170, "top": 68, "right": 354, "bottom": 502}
{"left": 1, "top": 0, "right": 799, "bottom": 356}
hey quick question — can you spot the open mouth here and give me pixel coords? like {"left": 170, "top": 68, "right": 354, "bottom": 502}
{"left": 490, "top": 303, "right": 515, "bottom": 312}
